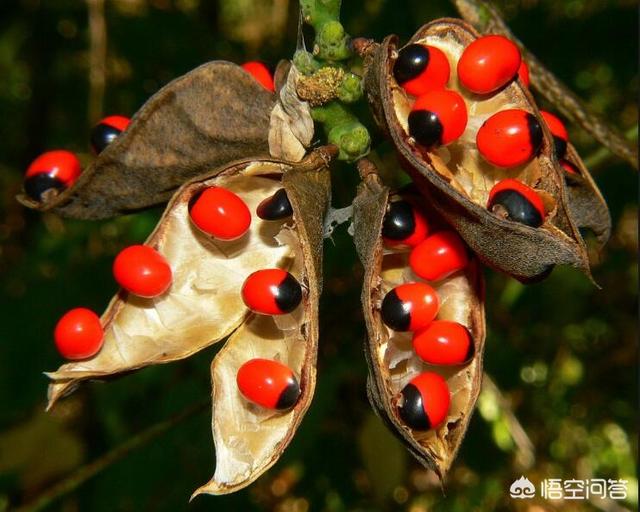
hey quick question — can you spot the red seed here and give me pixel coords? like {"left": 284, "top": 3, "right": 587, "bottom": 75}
{"left": 241, "top": 269, "right": 302, "bottom": 315}
{"left": 237, "top": 358, "right": 300, "bottom": 409}
{"left": 409, "top": 231, "right": 469, "bottom": 282}
{"left": 241, "top": 61, "right": 275, "bottom": 92}
{"left": 457, "top": 35, "right": 521, "bottom": 94}
{"left": 413, "top": 320, "right": 474, "bottom": 365}
{"left": 188, "top": 187, "right": 251, "bottom": 241}
{"left": 113, "top": 245, "right": 172, "bottom": 298}
{"left": 398, "top": 372, "right": 450, "bottom": 430}
{"left": 408, "top": 89, "right": 468, "bottom": 148}
{"left": 476, "top": 109, "right": 543, "bottom": 168}
{"left": 54, "top": 308, "right": 104, "bottom": 360}
{"left": 517, "top": 60, "right": 530, "bottom": 88}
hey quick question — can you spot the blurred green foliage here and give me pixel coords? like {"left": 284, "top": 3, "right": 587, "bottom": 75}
{"left": 0, "top": 0, "right": 636, "bottom": 511}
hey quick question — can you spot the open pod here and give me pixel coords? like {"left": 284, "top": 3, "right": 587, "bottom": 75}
{"left": 193, "top": 147, "right": 331, "bottom": 495}
{"left": 352, "top": 162, "right": 486, "bottom": 479}
{"left": 18, "top": 61, "right": 276, "bottom": 219}
{"left": 46, "top": 148, "right": 333, "bottom": 497}
{"left": 561, "top": 144, "right": 611, "bottom": 249}
{"left": 361, "top": 18, "right": 590, "bottom": 282}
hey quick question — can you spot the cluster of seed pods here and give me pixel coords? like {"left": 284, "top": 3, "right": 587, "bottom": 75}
{"left": 18, "top": 14, "right": 612, "bottom": 498}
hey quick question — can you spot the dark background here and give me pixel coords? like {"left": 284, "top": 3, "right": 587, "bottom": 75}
{"left": 0, "top": 0, "right": 637, "bottom": 511}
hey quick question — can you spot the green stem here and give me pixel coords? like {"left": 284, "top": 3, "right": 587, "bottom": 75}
{"left": 300, "top": 0, "right": 351, "bottom": 61}
{"left": 15, "top": 400, "right": 209, "bottom": 512}
{"left": 312, "top": 101, "right": 370, "bottom": 161}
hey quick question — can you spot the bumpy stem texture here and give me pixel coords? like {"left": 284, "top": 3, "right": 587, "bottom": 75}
{"left": 300, "top": 0, "right": 351, "bottom": 61}
{"left": 452, "top": 0, "right": 639, "bottom": 170}
{"left": 312, "top": 101, "right": 370, "bottom": 161}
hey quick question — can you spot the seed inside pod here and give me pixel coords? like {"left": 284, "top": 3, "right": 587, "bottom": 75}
{"left": 236, "top": 358, "right": 301, "bottom": 410}
{"left": 412, "top": 320, "right": 474, "bottom": 366}
{"left": 241, "top": 269, "right": 302, "bottom": 315}
{"left": 54, "top": 308, "right": 104, "bottom": 360}
{"left": 517, "top": 60, "right": 530, "bottom": 88}
{"left": 393, "top": 44, "right": 450, "bottom": 97}
{"left": 188, "top": 186, "right": 252, "bottom": 240}
{"left": 476, "top": 109, "right": 543, "bottom": 168}
{"left": 409, "top": 230, "right": 469, "bottom": 282}
{"left": 560, "top": 159, "right": 579, "bottom": 175}
{"left": 488, "top": 179, "right": 545, "bottom": 228}
{"left": 457, "top": 35, "right": 521, "bottom": 94}
{"left": 380, "top": 282, "right": 439, "bottom": 332}
{"left": 241, "top": 61, "right": 275, "bottom": 92}
{"left": 23, "top": 150, "right": 81, "bottom": 202}
{"left": 256, "top": 188, "right": 293, "bottom": 220}
{"left": 90, "top": 115, "right": 131, "bottom": 154}
{"left": 540, "top": 110, "right": 569, "bottom": 160}
{"left": 113, "top": 245, "right": 173, "bottom": 298}
{"left": 382, "top": 200, "right": 429, "bottom": 248}
{"left": 398, "top": 372, "right": 451, "bottom": 431}
{"left": 408, "top": 89, "right": 468, "bottom": 148}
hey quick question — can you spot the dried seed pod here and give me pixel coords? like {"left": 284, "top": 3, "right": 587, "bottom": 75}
{"left": 561, "top": 144, "right": 611, "bottom": 249}
{"left": 46, "top": 149, "right": 333, "bottom": 499}
{"left": 360, "top": 19, "right": 591, "bottom": 282}
{"left": 353, "top": 163, "right": 485, "bottom": 479}
{"left": 18, "top": 62, "right": 276, "bottom": 219}
{"left": 194, "top": 148, "right": 331, "bottom": 495}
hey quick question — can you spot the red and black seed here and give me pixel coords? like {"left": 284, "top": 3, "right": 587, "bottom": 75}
{"left": 398, "top": 383, "right": 431, "bottom": 430}
{"left": 256, "top": 188, "right": 293, "bottom": 220}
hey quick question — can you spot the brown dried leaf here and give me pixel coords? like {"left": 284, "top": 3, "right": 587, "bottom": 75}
{"left": 361, "top": 19, "right": 591, "bottom": 282}
{"left": 352, "top": 168, "right": 486, "bottom": 480}
{"left": 562, "top": 144, "right": 611, "bottom": 249}
{"left": 18, "top": 62, "right": 275, "bottom": 220}
{"left": 46, "top": 149, "right": 334, "bottom": 411}
{"left": 194, "top": 149, "right": 332, "bottom": 496}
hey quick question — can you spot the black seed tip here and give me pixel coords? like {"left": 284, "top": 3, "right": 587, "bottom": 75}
{"left": 274, "top": 273, "right": 302, "bottom": 313}
{"left": 90, "top": 123, "right": 122, "bottom": 154}
{"left": 526, "top": 113, "right": 543, "bottom": 157}
{"left": 463, "top": 327, "right": 475, "bottom": 363}
{"left": 276, "top": 377, "right": 301, "bottom": 409}
{"left": 257, "top": 188, "right": 293, "bottom": 220}
{"left": 24, "top": 174, "right": 66, "bottom": 202}
{"left": 393, "top": 44, "right": 430, "bottom": 84}
{"left": 382, "top": 201, "right": 415, "bottom": 241}
{"left": 553, "top": 136, "right": 567, "bottom": 160}
{"left": 408, "top": 110, "right": 443, "bottom": 149}
{"left": 398, "top": 383, "right": 431, "bottom": 430}
{"left": 490, "top": 189, "right": 543, "bottom": 228}
{"left": 380, "top": 289, "right": 411, "bottom": 331}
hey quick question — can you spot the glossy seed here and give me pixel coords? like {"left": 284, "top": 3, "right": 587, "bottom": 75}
{"left": 256, "top": 188, "right": 293, "bottom": 220}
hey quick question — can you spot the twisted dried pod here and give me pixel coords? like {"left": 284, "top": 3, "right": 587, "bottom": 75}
{"left": 359, "top": 19, "right": 592, "bottom": 282}
{"left": 46, "top": 147, "right": 334, "bottom": 494}
{"left": 353, "top": 161, "right": 485, "bottom": 479}
{"left": 561, "top": 144, "right": 611, "bottom": 249}
{"left": 18, "top": 62, "right": 276, "bottom": 219}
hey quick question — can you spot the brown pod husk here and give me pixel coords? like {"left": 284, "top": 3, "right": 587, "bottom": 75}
{"left": 352, "top": 165, "right": 486, "bottom": 480}
{"left": 46, "top": 147, "right": 334, "bottom": 435}
{"left": 18, "top": 61, "right": 275, "bottom": 220}
{"left": 361, "top": 19, "right": 591, "bottom": 282}
{"left": 193, "top": 149, "right": 330, "bottom": 496}
{"left": 562, "top": 144, "right": 611, "bottom": 249}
